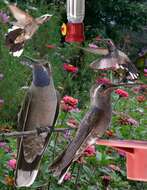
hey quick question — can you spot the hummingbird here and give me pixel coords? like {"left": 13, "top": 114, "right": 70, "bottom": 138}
{"left": 89, "top": 39, "right": 139, "bottom": 81}
{"left": 15, "top": 57, "right": 59, "bottom": 187}
{"left": 49, "top": 82, "right": 123, "bottom": 184}
{"left": 4, "top": 0, "right": 52, "bottom": 57}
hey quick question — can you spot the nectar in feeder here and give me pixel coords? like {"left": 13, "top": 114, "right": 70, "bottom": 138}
{"left": 65, "top": 0, "right": 85, "bottom": 42}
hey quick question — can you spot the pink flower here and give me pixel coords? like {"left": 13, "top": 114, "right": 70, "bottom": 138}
{"left": 84, "top": 145, "right": 96, "bottom": 157}
{"left": 136, "top": 95, "right": 146, "bottom": 103}
{"left": 127, "top": 118, "right": 139, "bottom": 126}
{"left": 96, "top": 78, "right": 111, "bottom": 85}
{"left": 88, "top": 43, "right": 98, "bottom": 49}
{"left": 115, "top": 89, "right": 129, "bottom": 98}
{"left": 0, "top": 142, "right": 6, "bottom": 148}
{"left": 64, "top": 172, "right": 72, "bottom": 181}
{"left": 63, "top": 64, "right": 78, "bottom": 73}
{"left": 8, "top": 159, "right": 16, "bottom": 170}
{"left": 61, "top": 96, "right": 78, "bottom": 112}
{"left": 66, "top": 118, "right": 79, "bottom": 128}
{"left": 118, "top": 117, "right": 138, "bottom": 126}
{"left": 0, "top": 11, "right": 9, "bottom": 23}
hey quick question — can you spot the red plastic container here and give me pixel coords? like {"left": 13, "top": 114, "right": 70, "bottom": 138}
{"left": 96, "top": 140, "right": 147, "bottom": 181}
{"left": 65, "top": 23, "right": 85, "bottom": 43}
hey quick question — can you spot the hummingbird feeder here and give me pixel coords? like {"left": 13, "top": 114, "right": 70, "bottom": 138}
{"left": 65, "top": 0, "right": 85, "bottom": 42}
{"left": 96, "top": 140, "right": 147, "bottom": 182}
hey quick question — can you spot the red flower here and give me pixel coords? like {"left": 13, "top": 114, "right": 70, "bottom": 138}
{"left": 136, "top": 95, "right": 146, "bottom": 103}
{"left": 115, "top": 89, "right": 129, "bottom": 98}
{"left": 60, "top": 96, "right": 78, "bottom": 112}
{"left": 46, "top": 44, "right": 56, "bottom": 49}
{"left": 63, "top": 63, "right": 78, "bottom": 73}
{"left": 96, "top": 78, "right": 111, "bottom": 85}
{"left": 84, "top": 145, "right": 96, "bottom": 157}
{"left": 63, "top": 96, "right": 78, "bottom": 106}
{"left": 64, "top": 172, "right": 72, "bottom": 181}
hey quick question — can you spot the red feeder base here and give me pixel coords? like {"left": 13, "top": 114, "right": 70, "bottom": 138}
{"left": 65, "top": 23, "right": 85, "bottom": 43}
{"left": 96, "top": 140, "right": 147, "bottom": 181}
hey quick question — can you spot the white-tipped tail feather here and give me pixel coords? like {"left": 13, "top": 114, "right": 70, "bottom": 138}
{"left": 15, "top": 169, "right": 38, "bottom": 187}
{"left": 11, "top": 49, "right": 24, "bottom": 57}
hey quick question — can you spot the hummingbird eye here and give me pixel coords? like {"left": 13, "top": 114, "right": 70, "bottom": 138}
{"left": 101, "top": 84, "right": 107, "bottom": 89}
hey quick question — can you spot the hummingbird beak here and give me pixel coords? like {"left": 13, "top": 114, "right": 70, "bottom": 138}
{"left": 109, "top": 82, "right": 144, "bottom": 89}
{"left": 21, "top": 55, "right": 39, "bottom": 65}
{"left": 96, "top": 38, "right": 110, "bottom": 42}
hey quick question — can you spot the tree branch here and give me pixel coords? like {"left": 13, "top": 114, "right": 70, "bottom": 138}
{"left": 0, "top": 127, "right": 74, "bottom": 139}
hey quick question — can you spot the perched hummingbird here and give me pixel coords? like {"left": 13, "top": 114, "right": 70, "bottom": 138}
{"left": 4, "top": 0, "right": 52, "bottom": 57}
{"left": 15, "top": 58, "right": 59, "bottom": 187}
{"left": 90, "top": 39, "right": 139, "bottom": 81}
{"left": 49, "top": 83, "right": 121, "bottom": 184}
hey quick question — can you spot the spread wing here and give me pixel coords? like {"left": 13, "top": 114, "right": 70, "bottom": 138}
{"left": 7, "top": 4, "right": 34, "bottom": 26}
{"left": 118, "top": 50, "right": 139, "bottom": 79}
{"left": 90, "top": 54, "right": 119, "bottom": 70}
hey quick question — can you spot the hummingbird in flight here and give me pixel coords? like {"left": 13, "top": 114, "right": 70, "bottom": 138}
{"left": 4, "top": 0, "right": 52, "bottom": 57}
{"left": 89, "top": 39, "right": 139, "bottom": 81}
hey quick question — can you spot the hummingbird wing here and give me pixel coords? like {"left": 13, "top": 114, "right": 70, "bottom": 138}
{"left": 5, "top": 4, "right": 36, "bottom": 57}
{"left": 90, "top": 54, "right": 119, "bottom": 70}
{"left": 7, "top": 4, "right": 34, "bottom": 26}
{"left": 50, "top": 107, "right": 104, "bottom": 183}
{"left": 78, "top": 47, "right": 108, "bottom": 55}
{"left": 15, "top": 77, "right": 59, "bottom": 187}
{"left": 118, "top": 51, "right": 139, "bottom": 80}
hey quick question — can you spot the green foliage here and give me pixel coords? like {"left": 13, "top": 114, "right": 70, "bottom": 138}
{"left": 85, "top": 0, "right": 147, "bottom": 39}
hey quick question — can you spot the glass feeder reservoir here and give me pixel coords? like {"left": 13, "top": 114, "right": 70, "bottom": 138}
{"left": 65, "top": 0, "right": 85, "bottom": 42}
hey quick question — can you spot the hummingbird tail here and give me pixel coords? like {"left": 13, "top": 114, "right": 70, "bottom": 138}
{"left": 58, "top": 162, "right": 71, "bottom": 184}
{"left": 15, "top": 169, "right": 38, "bottom": 187}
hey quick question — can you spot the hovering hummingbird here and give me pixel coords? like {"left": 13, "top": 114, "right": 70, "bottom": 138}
{"left": 4, "top": 0, "right": 52, "bottom": 57}
{"left": 89, "top": 39, "right": 139, "bottom": 81}
{"left": 15, "top": 57, "right": 59, "bottom": 187}
{"left": 49, "top": 82, "right": 125, "bottom": 184}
